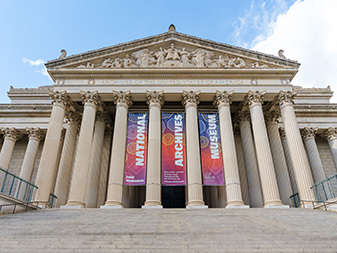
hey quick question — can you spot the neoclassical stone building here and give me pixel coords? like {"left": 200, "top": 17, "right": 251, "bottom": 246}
{"left": 1, "top": 25, "right": 336, "bottom": 209}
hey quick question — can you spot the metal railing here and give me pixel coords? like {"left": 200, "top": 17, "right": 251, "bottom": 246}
{"left": 300, "top": 199, "right": 337, "bottom": 211}
{"left": 0, "top": 167, "right": 38, "bottom": 202}
{"left": 289, "top": 192, "right": 300, "bottom": 208}
{"left": 310, "top": 174, "right": 337, "bottom": 202}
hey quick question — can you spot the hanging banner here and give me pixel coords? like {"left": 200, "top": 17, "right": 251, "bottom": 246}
{"left": 161, "top": 112, "right": 186, "bottom": 185}
{"left": 124, "top": 112, "right": 148, "bottom": 185}
{"left": 198, "top": 113, "right": 225, "bottom": 185}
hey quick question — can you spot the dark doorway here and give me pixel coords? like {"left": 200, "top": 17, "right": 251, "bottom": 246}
{"left": 162, "top": 186, "right": 186, "bottom": 208}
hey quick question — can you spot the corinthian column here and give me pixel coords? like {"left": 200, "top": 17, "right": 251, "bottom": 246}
{"left": 245, "top": 91, "right": 283, "bottom": 207}
{"left": 96, "top": 127, "right": 113, "bottom": 207}
{"left": 233, "top": 126, "right": 250, "bottom": 206}
{"left": 236, "top": 111, "right": 263, "bottom": 207}
{"left": 54, "top": 111, "right": 81, "bottom": 208}
{"left": 66, "top": 91, "right": 102, "bottom": 207}
{"left": 34, "top": 90, "right": 71, "bottom": 202}
{"left": 183, "top": 90, "right": 206, "bottom": 208}
{"left": 0, "top": 128, "right": 21, "bottom": 170}
{"left": 85, "top": 112, "right": 108, "bottom": 208}
{"left": 143, "top": 91, "right": 164, "bottom": 208}
{"left": 19, "top": 128, "right": 44, "bottom": 182}
{"left": 274, "top": 91, "right": 314, "bottom": 204}
{"left": 279, "top": 127, "right": 298, "bottom": 194}
{"left": 214, "top": 91, "right": 246, "bottom": 208}
{"left": 321, "top": 127, "right": 337, "bottom": 169}
{"left": 265, "top": 111, "right": 293, "bottom": 206}
{"left": 103, "top": 91, "right": 132, "bottom": 208}
{"left": 301, "top": 127, "right": 326, "bottom": 183}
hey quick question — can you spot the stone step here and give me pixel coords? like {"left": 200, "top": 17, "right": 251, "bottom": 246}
{"left": 1, "top": 208, "right": 337, "bottom": 252}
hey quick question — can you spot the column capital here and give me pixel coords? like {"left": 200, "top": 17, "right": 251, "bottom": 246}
{"left": 80, "top": 90, "right": 102, "bottom": 108}
{"left": 233, "top": 125, "right": 241, "bottom": 137}
{"left": 279, "top": 127, "right": 286, "bottom": 139}
{"left": 213, "top": 90, "right": 233, "bottom": 108}
{"left": 182, "top": 90, "right": 200, "bottom": 107}
{"left": 146, "top": 90, "right": 164, "bottom": 107}
{"left": 264, "top": 110, "right": 280, "bottom": 124}
{"left": 112, "top": 90, "right": 132, "bottom": 108}
{"left": 274, "top": 90, "right": 297, "bottom": 109}
{"left": 244, "top": 90, "right": 266, "bottom": 108}
{"left": 60, "top": 128, "right": 66, "bottom": 141}
{"left": 321, "top": 127, "right": 337, "bottom": 141}
{"left": 1, "top": 127, "right": 21, "bottom": 141}
{"left": 49, "top": 90, "right": 72, "bottom": 109}
{"left": 96, "top": 111, "right": 109, "bottom": 124}
{"left": 300, "top": 127, "right": 317, "bottom": 141}
{"left": 26, "top": 127, "right": 45, "bottom": 141}
{"left": 104, "top": 126, "right": 113, "bottom": 137}
{"left": 65, "top": 111, "right": 81, "bottom": 128}
{"left": 235, "top": 111, "right": 251, "bottom": 126}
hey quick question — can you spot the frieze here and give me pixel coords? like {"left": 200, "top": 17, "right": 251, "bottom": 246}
{"left": 100, "top": 79, "right": 246, "bottom": 86}
{"left": 75, "top": 43, "right": 270, "bottom": 70}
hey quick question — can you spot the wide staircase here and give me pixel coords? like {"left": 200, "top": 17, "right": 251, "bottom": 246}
{"left": 1, "top": 208, "right": 337, "bottom": 252}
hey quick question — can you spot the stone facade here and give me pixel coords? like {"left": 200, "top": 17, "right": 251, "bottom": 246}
{"left": 0, "top": 25, "right": 336, "bottom": 209}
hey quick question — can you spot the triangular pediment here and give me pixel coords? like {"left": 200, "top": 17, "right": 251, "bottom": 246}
{"left": 46, "top": 26, "right": 300, "bottom": 72}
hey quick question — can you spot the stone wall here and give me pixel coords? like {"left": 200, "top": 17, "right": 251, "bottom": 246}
{"left": 316, "top": 135, "right": 337, "bottom": 178}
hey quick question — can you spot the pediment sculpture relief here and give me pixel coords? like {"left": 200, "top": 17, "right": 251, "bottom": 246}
{"left": 76, "top": 43, "right": 270, "bottom": 69}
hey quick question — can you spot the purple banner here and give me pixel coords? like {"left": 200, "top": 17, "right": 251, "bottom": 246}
{"left": 199, "top": 113, "right": 225, "bottom": 185}
{"left": 124, "top": 112, "right": 148, "bottom": 185}
{"left": 161, "top": 112, "right": 186, "bottom": 185}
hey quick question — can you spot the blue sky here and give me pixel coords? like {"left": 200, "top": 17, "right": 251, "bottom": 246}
{"left": 1, "top": 0, "right": 336, "bottom": 103}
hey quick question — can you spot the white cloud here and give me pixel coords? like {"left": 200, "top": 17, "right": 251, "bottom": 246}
{"left": 22, "top": 57, "right": 44, "bottom": 66}
{"left": 252, "top": 0, "right": 337, "bottom": 102}
{"left": 36, "top": 67, "right": 50, "bottom": 78}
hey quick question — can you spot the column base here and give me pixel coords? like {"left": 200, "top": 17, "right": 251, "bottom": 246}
{"left": 64, "top": 200, "right": 85, "bottom": 208}
{"left": 144, "top": 200, "right": 162, "bottom": 206}
{"left": 100, "top": 205, "right": 123, "bottom": 209}
{"left": 186, "top": 205, "right": 208, "bottom": 209}
{"left": 264, "top": 205, "right": 290, "bottom": 209}
{"left": 60, "top": 205, "right": 84, "bottom": 209}
{"left": 226, "top": 205, "right": 250, "bottom": 209}
{"left": 141, "top": 205, "right": 163, "bottom": 209}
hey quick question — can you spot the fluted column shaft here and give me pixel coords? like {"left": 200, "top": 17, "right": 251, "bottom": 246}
{"left": 183, "top": 91, "right": 205, "bottom": 207}
{"left": 85, "top": 112, "right": 107, "bottom": 208}
{"left": 66, "top": 91, "right": 101, "bottom": 207}
{"left": 276, "top": 91, "right": 314, "bottom": 203}
{"left": 50, "top": 129, "right": 65, "bottom": 194}
{"left": 0, "top": 128, "right": 21, "bottom": 170}
{"left": 214, "top": 91, "right": 244, "bottom": 207}
{"left": 234, "top": 128, "right": 250, "bottom": 206}
{"left": 35, "top": 91, "right": 70, "bottom": 202}
{"left": 246, "top": 91, "right": 283, "bottom": 207}
{"left": 54, "top": 112, "right": 80, "bottom": 208}
{"left": 96, "top": 128, "right": 113, "bottom": 207}
{"left": 19, "top": 128, "right": 44, "bottom": 182}
{"left": 301, "top": 128, "right": 326, "bottom": 183}
{"left": 265, "top": 112, "right": 293, "bottom": 205}
{"left": 279, "top": 128, "right": 298, "bottom": 194}
{"left": 144, "top": 91, "right": 164, "bottom": 207}
{"left": 104, "top": 91, "right": 132, "bottom": 207}
{"left": 237, "top": 112, "right": 263, "bottom": 207}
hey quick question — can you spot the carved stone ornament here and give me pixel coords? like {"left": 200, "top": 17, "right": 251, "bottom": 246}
{"left": 60, "top": 128, "right": 66, "bottom": 141}
{"left": 274, "top": 90, "right": 297, "bottom": 108}
{"left": 244, "top": 90, "right": 266, "bottom": 107}
{"left": 300, "top": 127, "right": 317, "bottom": 141}
{"left": 233, "top": 125, "right": 241, "bottom": 137}
{"left": 264, "top": 110, "right": 280, "bottom": 124}
{"left": 213, "top": 90, "right": 233, "bottom": 108}
{"left": 105, "top": 126, "right": 113, "bottom": 137}
{"left": 235, "top": 111, "right": 251, "bottom": 125}
{"left": 65, "top": 111, "right": 81, "bottom": 127}
{"left": 182, "top": 90, "right": 200, "bottom": 106}
{"left": 49, "top": 90, "right": 72, "bottom": 109}
{"left": 81, "top": 43, "right": 258, "bottom": 70}
{"left": 26, "top": 127, "right": 45, "bottom": 141}
{"left": 1, "top": 127, "right": 22, "bottom": 141}
{"left": 96, "top": 111, "right": 109, "bottom": 124}
{"left": 279, "top": 127, "right": 286, "bottom": 139}
{"left": 146, "top": 90, "right": 164, "bottom": 106}
{"left": 112, "top": 90, "right": 132, "bottom": 108}
{"left": 321, "top": 127, "right": 337, "bottom": 141}
{"left": 80, "top": 90, "right": 102, "bottom": 108}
